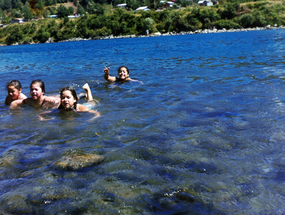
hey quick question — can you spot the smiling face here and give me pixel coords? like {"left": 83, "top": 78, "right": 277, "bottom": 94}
{"left": 118, "top": 67, "right": 129, "bottom": 80}
{"left": 7, "top": 85, "right": 21, "bottom": 101}
{"left": 30, "top": 83, "right": 44, "bottom": 100}
{"left": 61, "top": 90, "right": 77, "bottom": 110}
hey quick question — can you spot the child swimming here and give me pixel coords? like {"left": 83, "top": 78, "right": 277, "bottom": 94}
{"left": 58, "top": 84, "right": 100, "bottom": 119}
{"left": 10, "top": 79, "right": 60, "bottom": 110}
{"left": 103, "top": 66, "right": 137, "bottom": 82}
{"left": 5, "top": 80, "right": 27, "bottom": 105}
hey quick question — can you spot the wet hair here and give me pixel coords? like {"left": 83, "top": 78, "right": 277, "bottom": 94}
{"left": 58, "top": 87, "right": 78, "bottom": 110}
{"left": 118, "top": 66, "right": 129, "bottom": 75}
{"left": 30, "top": 79, "right": 45, "bottom": 93}
{"left": 7, "top": 80, "right": 22, "bottom": 91}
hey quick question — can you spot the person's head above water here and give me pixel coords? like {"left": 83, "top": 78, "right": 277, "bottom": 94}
{"left": 117, "top": 66, "right": 129, "bottom": 80}
{"left": 6, "top": 80, "right": 23, "bottom": 101}
{"left": 58, "top": 87, "right": 78, "bottom": 110}
{"left": 30, "top": 79, "right": 45, "bottom": 100}
{"left": 7, "top": 80, "right": 22, "bottom": 91}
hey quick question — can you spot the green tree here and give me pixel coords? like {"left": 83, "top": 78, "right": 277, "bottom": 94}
{"left": 6, "top": 26, "right": 24, "bottom": 45}
{"left": 1, "top": 13, "right": 10, "bottom": 24}
{"left": 220, "top": 3, "right": 236, "bottom": 19}
{"left": 3, "top": 0, "right": 11, "bottom": 10}
{"left": 0, "top": 8, "right": 3, "bottom": 19}
{"left": 76, "top": 5, "right": 85, "bottom": 15}
{"left": 36, "top": 0, "right": 44, "bottom": 10}
{"left": 68, "top": 6, "right": 74, "bottom": 15}
{"left": 49, "top": 6, "right": 56, "bottom": 15}
{"left": 239, "top": 14, "right": 253, "bottom": 28}
{"left": 142, "top": 17, "right": 156, "bottom": 34}
{"left": 15, "top": 0, "right": 23, "bottom": 9}
{"left": 57, "top": 4, "right": 69, "bottom": 18}
{"left": 23, "top": 2, "right": 33, "bottom": 20}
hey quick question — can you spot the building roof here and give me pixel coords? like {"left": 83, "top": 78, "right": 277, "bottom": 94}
{"left": 135, "top": 6, "right": 149, "bottom": 10}
{"left": 117, "top": 3, "right": 127, "bottom": 6}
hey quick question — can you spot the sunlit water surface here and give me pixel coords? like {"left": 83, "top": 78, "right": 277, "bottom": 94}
{"left": 1, "top": 29, "right": 285, "bottom": 214}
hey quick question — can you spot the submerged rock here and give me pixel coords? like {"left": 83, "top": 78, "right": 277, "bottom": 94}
{"left": 54, "top": 154, "right": 104, "bottom": 170}
{"left": 175, "top": 192, "right": 196, "bottom": 203}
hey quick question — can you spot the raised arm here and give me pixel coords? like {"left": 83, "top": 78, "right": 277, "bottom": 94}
{"left": 104, "top": 66, "right": 117, "bottom": 82}
{"left": 82, "top": 83, "right": 93, "bottom": 101}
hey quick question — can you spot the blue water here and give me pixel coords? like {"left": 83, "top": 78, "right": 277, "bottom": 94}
{"left": 1, "top": 29, "right": 285, "bottom": 214}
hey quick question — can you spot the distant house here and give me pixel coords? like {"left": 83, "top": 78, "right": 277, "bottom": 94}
{"left": 48, "top": 15, "right": 58, "bottom": 18}
{"left": 163, "top": 1, "right": 174, "bottom": 8}
{"left": 117, "top": 3, "right": 127, "bottom": 9}
{"left": 135, "top": 6, "right": 151, "bottom": 11}
{"left": 198, "top": 0, "right": 213, "bottom": 6}
{"left": 11, "top": 18, "right": 24, "bottom": 24}
{"left": 69, "top": 14, "right": 81, "bottom": 18}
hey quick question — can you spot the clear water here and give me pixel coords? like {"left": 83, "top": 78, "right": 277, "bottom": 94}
{"left": 1, "top": 29, "right": 285, "bottom": 214}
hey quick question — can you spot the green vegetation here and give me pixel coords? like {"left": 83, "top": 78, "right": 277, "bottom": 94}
{"left": 0, "top": 0, "right": 285, "bottom": 45}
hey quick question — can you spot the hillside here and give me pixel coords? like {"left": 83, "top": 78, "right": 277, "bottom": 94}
{"left": 0, "top": 0, "right": 285, "bottom": 45}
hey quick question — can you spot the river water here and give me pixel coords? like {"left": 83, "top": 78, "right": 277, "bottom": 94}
{"left": 0, "top": 29, "right": 285, "bottom": 214}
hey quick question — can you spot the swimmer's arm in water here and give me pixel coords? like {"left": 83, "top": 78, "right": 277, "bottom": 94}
{"left": 43, "top": 96, "right": 60, "bottom": 109}
{"left": 77, "top": 104, "right": 100, "bottom": 121}
{"left": 88, "top": 110, "right": 100, "bottom": 121}
{"left": 128, "top": 78, "right": 143, "bottom": 84}
{"left": 9, "top": 99, "right": 27, "bottom": 110}
{"left": 104, "top": 66, "right": 117, "bottom": 82}
{"left": 39, "top": 109, "right": 56, "bottom": 121}
{"left": 5, "top": 93, "right": 27, "bottom": 106}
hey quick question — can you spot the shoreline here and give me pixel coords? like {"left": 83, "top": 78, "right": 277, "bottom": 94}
{"left": 2, "top": 25, "right": 284, "bottom": 46}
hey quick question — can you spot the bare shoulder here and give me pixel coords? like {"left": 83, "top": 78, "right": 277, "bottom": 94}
{"left": 23, "top": 98, "right": 33, "bottom": 104}
{"left": 77, "top": 104, "right": 89, "bottom": 112}
{"left": 45, "top": 96, "right": 60, "bottom": 103}
{"left": 20, "top": 93, "right": 27, "bottom": 100}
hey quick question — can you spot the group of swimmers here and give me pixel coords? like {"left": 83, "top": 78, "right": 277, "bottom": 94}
{"left": 5, "top": 66, "right": 134, "bottom": 119}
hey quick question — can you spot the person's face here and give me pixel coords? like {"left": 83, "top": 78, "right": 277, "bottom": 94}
{"left": 7, "top": 86, "right": 21, "bottom": 100}
{"left": 61, "top": 90, "right": 76, "bottom": 109}
{"left": 30, "top": 83, "right": 44, "bottom": 100}
{"left": 118, "top": 67, "right": 129, "bottom": 80}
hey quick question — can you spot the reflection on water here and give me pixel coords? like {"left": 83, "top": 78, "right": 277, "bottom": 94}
{"left": 0, "top": 29, "right": 285, "bottom": 214}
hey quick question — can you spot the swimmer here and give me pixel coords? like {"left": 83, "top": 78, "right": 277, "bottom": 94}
{"left": 58, "top": 84, "right": 100, "bottom": 119}
{"left": 5, "top": 80, "right": 27, "bottom": 105}
{"left": 10, "top": 79, "right": 60, "bottom": 110}
{"left": 103, "top": 66, "right": 140, "bottom": 82}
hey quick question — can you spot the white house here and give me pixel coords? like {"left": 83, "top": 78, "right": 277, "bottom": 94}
{"left": 48, "top": 15, "right": 58, "bottom": 18}
{"left": 117, "top": 3, "right": 127, "bottom": 8}
{"left": 163, "top": 1, "right": 174, "bottom": 8}
{"left": 11, "top": 18, "right": 25, "bottom": 24}
{"left": 135, "top": 6, "right": 150, "bottom": 11}
{"left": 198, "top": 0, "right": 213, "bottom": 6}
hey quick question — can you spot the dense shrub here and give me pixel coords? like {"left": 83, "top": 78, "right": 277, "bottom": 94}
{"left": 5, "top": 26, "right": 24, "bottom": 45}
{"left": 239, "top": 14, "right": 254, "bottom": 28}
{"left": 214, "top": 19, "right": 240, "bottom": 29}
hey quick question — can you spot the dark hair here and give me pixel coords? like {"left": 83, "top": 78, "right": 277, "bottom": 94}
{"left": 58, "top": 87, "right": 78, "bottom": 110}
{"left": 30, "top": 79, "right": 45, "bottom": 93}
{"left": 7, "top": 80, "right": 22, "bottom": 91}
{"left": 118, "top": 66, "right": 129, "bottom": 75}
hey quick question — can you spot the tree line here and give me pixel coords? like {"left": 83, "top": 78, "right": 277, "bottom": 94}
{"left": 0, "top": 0, "right": 285, "bottom": 45}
